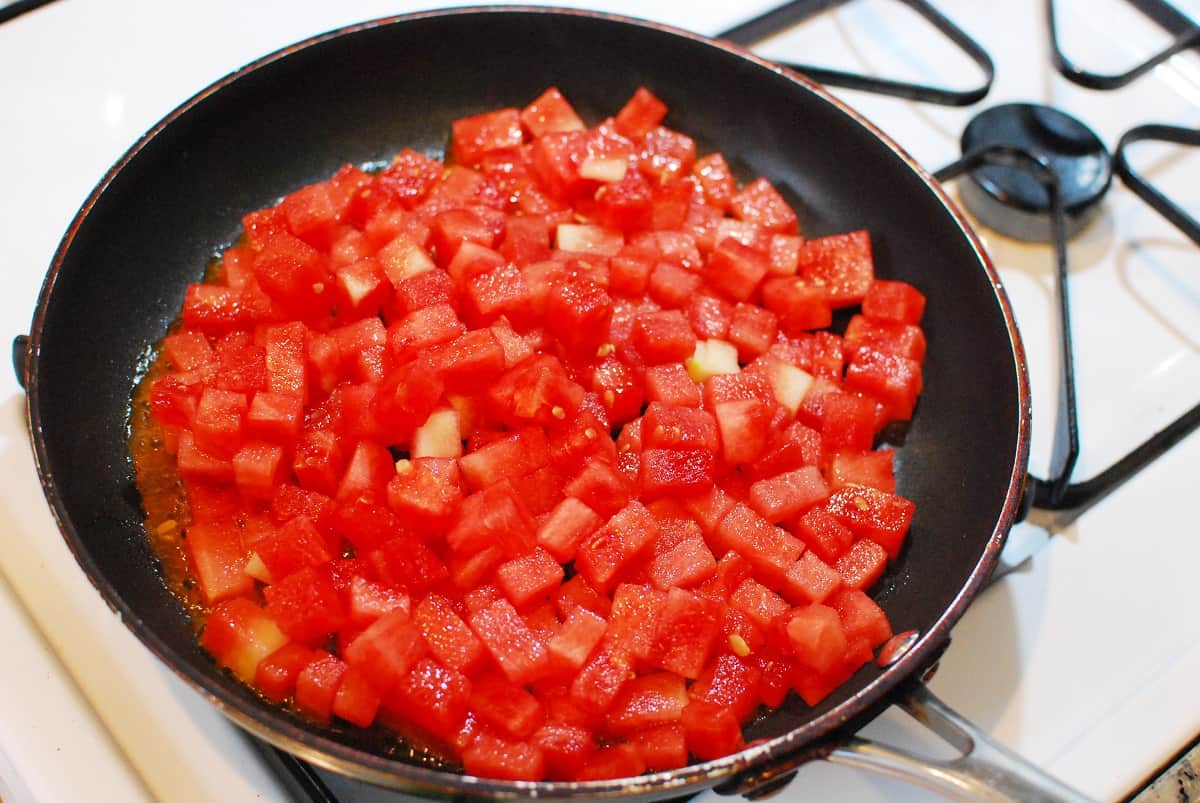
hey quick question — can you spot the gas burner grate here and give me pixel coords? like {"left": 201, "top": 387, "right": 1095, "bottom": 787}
{"left": 720, "top": 0, "right": 995, "bottom": 106}
{"left": 937, "top": 119, "right": 1200, "bottom": 523}
{"left": 0, "top": 0, "right": 58, "bottom": 25}
{"left": 1038, "top": 124, "right": 1200, "bottom": 515}
{"left": 1047, "top": 0, "right": 1200, "bottom": 89}
{"left": 935, "top": 144, "right": 1080, "bottom": 513}
{"left": 1115, "top": 124, "right": 1200, "bottom": 245}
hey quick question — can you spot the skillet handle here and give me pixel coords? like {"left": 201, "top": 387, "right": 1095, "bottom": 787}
{"left": 12, "top": 334, "right": 29, "bottom": 390}
{"left": 718, "top": 684, "right": 1094, "bottom": 802}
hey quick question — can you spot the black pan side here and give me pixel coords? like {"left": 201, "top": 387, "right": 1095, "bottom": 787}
{"left": 25, "top": 7, "right": 1029, "bottom": 799}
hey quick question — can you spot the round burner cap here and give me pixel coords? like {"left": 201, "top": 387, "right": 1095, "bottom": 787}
{"left": 959, "top": 103, "right": 1112, "bottom": 242}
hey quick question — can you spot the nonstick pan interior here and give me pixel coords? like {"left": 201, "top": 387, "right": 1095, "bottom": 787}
{"left": 26, "top": 7, "right": 1028, "bottom": 798}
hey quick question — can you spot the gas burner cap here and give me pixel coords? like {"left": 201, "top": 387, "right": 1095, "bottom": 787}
{"left": 959, "top": 103, "right": 1112, "bottom": 242}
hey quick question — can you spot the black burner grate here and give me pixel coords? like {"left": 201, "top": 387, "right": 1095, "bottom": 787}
{"left": 1048, "top": 0, "right": 1200, "bottom": 90}
{"left": 720, "top": 0, "right": 995, "bottom": 106}
{"left": 1035, "top": 123, "right": 1200, "bottom": 517}
{"left": 934, "top": 137, "right": 1200, "bottom": 521}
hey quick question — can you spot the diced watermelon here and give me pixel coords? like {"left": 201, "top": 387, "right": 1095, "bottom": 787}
{"left": 428, "top": 329, "right": 507, "bottom": 394}
{"left": 730, "top": 577, "right": 790, "bottom": 632}
{"left": 831, "top": 588, "right": 893, "bottom": 657}
{"left": 329, "top": 497, "right": 400, "bottom": 554}
{"left": 255, "top": 642, "right": 317, "bottom": 704}
{"left": 761, "top": 277, "right": 833, "bottom": 334}
{"left": 281, "top": 183, "right": 342, "bottom": 250}
{"left": 793, "top": 507, "right": 856, "bottom": 563}
{"left": 844, "top": 347, "right": 923, "bottom": 421}
{"left": 192, "top": 387, "right": 248, "bottom": 458}
{"left": 345, "top": 575, "right": 410, "bottom": 628}
{"left": 730, "top": 177, "right": 798, "bottom": 234}
{"left": 487, "top": 354, "right": 584, "bottom": 427}
{"left": 796, "top": 230, "right": 874, "bottom": 308}
{"left": 604, "top": 671, "right": 688, "bottom": 736}
{"left": 836, "top": 538, "right": 889, "bottom": 590}
{"left": 185, "top": 520, "right": 253, "bottom": 605}
{"left": 783, "top": 551, "right": 843, "bottom": 606}
{"left": 446, "top": 480, "right": 537, "bottom": 557}
{"left": 712, "top": 398, "right": 774, "bottom": 465}
{"left": 451, "top": 107, "right": 524, "bottom": 167}
{"left": 689, "top": 653, "right": 763, "bottom": 724}
{"left": 263, "top": 564, "right": 347, "bottom": 645}
{"left": 569, "top": 648, "right": 632, "bottom": 717}
{"left": 862, "top": 279, "right": 926, "bottom": 325}
{"left": 825, "top": 486, "right": 916, "bottom": 560}
{"left": 253, "top": 515, "right": 333, "bottom": 582}
{"left": 648, "top": 536, "right": 718, "bottom": 591}
{"left": 470, "top": 673, "right": 545, "bottom": 740}
{"left": 413, "top": 593, "right": 487, "bottom": 675}
{"left": 201, "top": 598, "right": 289, "bottom": 683}
{"left": 644, "top": 363, "right": 702, "bottom": 408}
{"left": 639, "top": 449, "right": 716, "bottom": 499}
{"left": 263, "top": 321, "right": 308, "bottom": 398}
{"left": 549, "top": 575, "right": 609, "bottom": 623}
{"left": 533, "top": 722, "right": 596, "bottom": 780}
{"left": 462, "top": 732, "right": 547, "bottom": 782}
{"left": 343, "top": 609, "right": 428, "bottom": 694}
{"left": 245, "top": 392, "right": 303, "bottom": 446}
{"left": 603, "top": 584, "right": 667, "bottom": 665}
{"left": 386, "top": 457, "right": 463, "bottom": 534}
{"left": 143, "top": 88, "right": 932, "bottom": 784}
{"left": 714, "top": 503, "right": 804, "bottom": 585}
{"left": 748, "top": 465, "right": 830, "bottom": 523}
{"left": 495, "top": 548, "right": 565, "bottom": 609}
{"left": 460, "top": 428, "right": 550, "bottom": 491}
{"left": 547, "top": 605, "right": 608, "bottom": 672}
{"left": 163, "top": 330, "right": 214, "bottom": 372}
{"left": 648, "top": 587, "right": 722, "bottom": 679}
{"left": 785, "top": 604, "right": 849, "bottom": 674}
{"left": 647, "top": 261, "right": 703, "bottom": 310}
{"left": 692, "top": 153, "right": 736, "bottom": 210}
{"left": 614, "top": 87, "right": 668, "bottom": 139}
{"left": 387, "top": 657, "right": 472, "bottom": 743}
{"left": 681, "top": 700, "right": 745, "bottom": 760}
{"left": 537, "top": 497, "right": 603, "bottom": 563}
{"left": 574, "top": 501, "right": 660, "bottom": 592}
{"left": 332, "top": 664, "right": 383, "bottom": 728}
{"left": 368, "top": 537, "right": 449, "bottom": 595}
{"left": 469, "top": 598, "right": 550, "bottom": 685}
{"left": 632, "top": 310, "right": 697, "bottom": 364}
{"left": 545, "top": 278, "right": 613, "bottom": 358}
{"left": 295, "top": 651, "right": 349, "bottom": 722}
{"left": 521, "top": 87, "right": 585, "bottom": 137}
{"left": 707, "top": 238, "right": 770, "bottom": 301}
{"left": 828, "top": 448, "right": 896, "bottom": 493}
{"left": 388, "top": 303, "right": 466, "bottom": 364}
{"left": 630, "top": 723, "right": 689, "bottom": 772}
{"left": 728, "top": 302, "right": 779, "bottom": 360}
{"left": 844, "top": 314, "right": 927, "bottom": 362}
{"left": 577, "top": 742, "right": 647, "bottom": 781}
{"left": 335, "top": 440, "right": 394, "bottom": 504}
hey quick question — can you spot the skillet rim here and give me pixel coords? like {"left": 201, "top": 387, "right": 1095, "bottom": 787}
{"left": 23, "top": 5, "right": 1032, "bottom": 798}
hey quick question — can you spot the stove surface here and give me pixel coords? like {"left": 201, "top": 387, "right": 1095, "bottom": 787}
{"left": 1, "top": 1, "right": 1197, "bottom": 801}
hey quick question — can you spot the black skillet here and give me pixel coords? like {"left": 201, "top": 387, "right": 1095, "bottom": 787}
{"left": 18, "top": 7, "right": 1086, "bottom": 801}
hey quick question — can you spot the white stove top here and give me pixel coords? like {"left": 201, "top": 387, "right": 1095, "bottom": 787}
{"left": 1, "top": 1, "right": 1198, "bottom": 801}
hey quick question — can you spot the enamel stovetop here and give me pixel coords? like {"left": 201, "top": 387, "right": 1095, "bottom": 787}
{"left": 1, "top": 1, "right": 1198, "bottom": 801}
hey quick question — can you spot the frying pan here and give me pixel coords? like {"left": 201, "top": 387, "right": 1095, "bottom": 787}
{"left": 18, "top": 6, "right": 1082, "bottom": 801}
